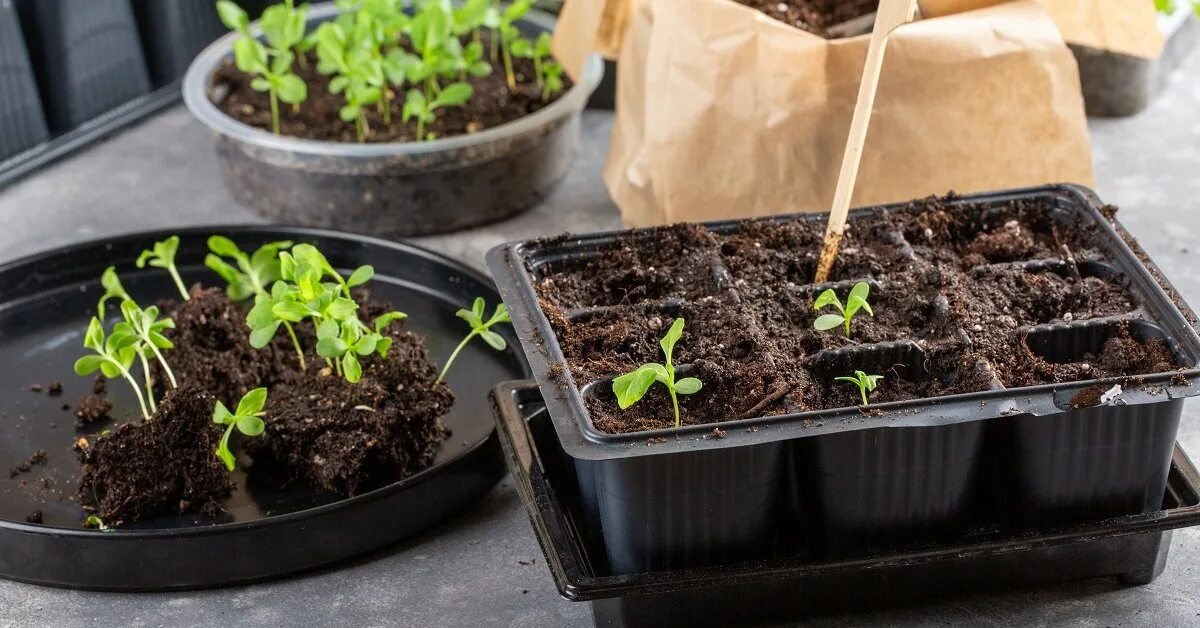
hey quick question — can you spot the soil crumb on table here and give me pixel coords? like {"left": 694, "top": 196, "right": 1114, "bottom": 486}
{"left": 8, "top": 449, "right": 48, "bottom": 479}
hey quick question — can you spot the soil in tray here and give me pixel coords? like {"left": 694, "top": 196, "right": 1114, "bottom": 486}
{"left": 74, "top": 288, "right": 452, "bottom": 523}
{"left": 535, "top": 195, "right": 1187, "bottom": 434}
{"left": 210, "top": 32, "right": 573, "bottom": 144}
{"left": 734, "top": 0, "right": 878, "bottom": 37}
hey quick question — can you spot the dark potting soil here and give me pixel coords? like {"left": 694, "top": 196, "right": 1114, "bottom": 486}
{"left": 209, "top": 33, "right": 573, "bottom": 144}
{"left": 245, "top": 303, "right": 453, "bottom": 496}
{"left": 74, "top": 289, "right": 452, "bottom": 522}
{"left": 75, "top": 386, "right": 233, "bottom": 524}
{"left": 74, "top": 394, "right": 112, "bottom": 425}
{"left": 734, "top": 0, "right": 878, "bottom": 37}
{"left": 534, "top": 196, "right": 1187, "bottom": 434}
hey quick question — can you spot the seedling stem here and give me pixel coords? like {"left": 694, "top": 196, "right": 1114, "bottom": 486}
{"left": 438, "top": 298, "right": 511, "bottom": 383}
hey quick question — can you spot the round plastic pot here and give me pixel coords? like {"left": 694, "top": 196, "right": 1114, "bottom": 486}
{"left": 183, "top": 3, "right": 603, "bottom": 238}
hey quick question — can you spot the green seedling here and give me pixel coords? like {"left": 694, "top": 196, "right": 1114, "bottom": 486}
{"left": 84, "top": 515, "right": 113, "bottom": 531}
{"left": 315, "top": 21, "right": 385, "bottom": 141}
{"left": 403, "top": 81, "right": 473, "bottom": 140}
{"left": 611, "top": 318, "right": 703, "bottom": 429}
{"left": 531, "top": 33, "right": 564, "bottom": 100}
{"left": 109, "top": 299, "right": 178, "bottom": 412}
{"left": 217, "top": 0, "right": 308, "bottom": 134}
{"left": 212, "top": 387, "right": 268, "bottom": 472}
{"left": 96, "top": 266, "right": 131, "bottom": 317}
{"left": 74, "top": 318, "right": 150, "bottom": 420}
{"left": 259, "top": 0, "right": 312, "bottom": 68}
{"left": 315, "top": 311, "right": 407, "bottom": 383}
{"left": 813, "top": 281, "right": 873, "bottom": 338}
{"left": 498, "top": 0, "right": 533, "bottom": 91}
{"left": 246, "top": 281, "right": 310, "bottom": 370}
{"left": 255, "top": 242, "right": 400, "bottom": 382}
{"left": 436, "top": 298, "right": 510, "bottom": 384}
{"left": 137, "top": 236, "right": 190, "bottom": 301}
{"left": 835, "top": 370, "right": 883, "bottom": 406}
{"left": 117, "top": 299, "right": 178, "bottom": 390}
{"left": 204, "top": 236, "right": 294, "bottom": 302}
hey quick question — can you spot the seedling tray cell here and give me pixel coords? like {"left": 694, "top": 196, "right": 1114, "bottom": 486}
{"left": 492, "top": 380, "right": 1200, "bottom": 628}
{"left": 0, "top": 226, "right": 529, "bottom": 590}
{"left": 488, "top": 184, "right": 1200, "bottom": 572}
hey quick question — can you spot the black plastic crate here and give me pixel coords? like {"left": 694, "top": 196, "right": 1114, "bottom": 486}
{"left": 132, "top": 0, "right": 226, "bottom": 86}
{"left": 492, "top": 380, "right": 1200, "bottom": 627}
{"left": 487, "top": 184, "right": 1200, "bottom": 573}
{"left": 0, "top": 0, "right": 48, "bottom": 161}
{"left": 16, "top": 0, "right": 151, "bottom": 132}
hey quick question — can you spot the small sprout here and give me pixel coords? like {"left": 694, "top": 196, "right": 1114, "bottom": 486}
{"left": 1157, "top": 0, "right": 1200, "bottom": 17}
{"left": 611, "top": 318, "right": 703, "bottom": 429}
{"left": 813, "top": 281, "right": 873, "bottom": 338}
{"left": 137, "top": 236, "right": 189, "bottom": 301}
{"left": 75, "top": 318, "right": 150, "bottom": 420}
{"left": 204, "top": 236, "right": 294, "bottom": 302}
{"left": 84, "top": 515, "right": 113, "bottom": 531}
{"left": 118, "top": 299, "right": 178, "bottom": 390}
{"left": 437, "top": 297, "right": 510, "bottom": 384}
{"left": 212, "top": 387, "right": 268, "bottom": 472}
{"left": 497, "top": 0, "right": 533, "bottom": 91}
{"left": 514, "top": 32, "right": 564, "bottom": 101}
{"left": 835, "top": 371, "right": 884, "bottom": 406}
{"left": 97, "top": 266, "right": 131, "bottom": 318}
{"left": 217, "top": 0, "right": 308, "bottom": 135}
{"left": 402, "top": 82, "right": 472, "bottom": 141}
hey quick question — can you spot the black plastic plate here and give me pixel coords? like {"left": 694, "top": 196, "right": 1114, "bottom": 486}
{"left": 0, "top": 226, "right": 529, "bottom": 590}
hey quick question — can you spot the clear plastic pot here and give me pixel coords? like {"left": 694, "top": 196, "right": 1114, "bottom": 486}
{"left": 183, "top": 3, "right": 603, "bottom": 237}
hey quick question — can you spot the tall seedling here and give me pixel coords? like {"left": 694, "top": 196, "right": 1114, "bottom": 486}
{"left": 217, "top": 1, "right": 308, "bottom": 134}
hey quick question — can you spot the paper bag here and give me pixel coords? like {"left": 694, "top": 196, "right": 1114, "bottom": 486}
{"left": 1038, "top": 0, "right": 1164, "bottom": 59}
{"left": 553, "top": 0, "right": 642, "bottom": 77}
{"left": 604, "top": 0, "right": 1095, "bottom": 226}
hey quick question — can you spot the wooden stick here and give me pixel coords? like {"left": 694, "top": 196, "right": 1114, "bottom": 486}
{"left": 813, "top": 0, "right": 919, "bottom": 284}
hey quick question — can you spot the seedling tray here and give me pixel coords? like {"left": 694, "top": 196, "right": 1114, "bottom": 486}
{"left": 487, "top": 184, "right": 1200, "bottom": 573}
{"left": 16, "top": 0, "right": 152, "bottom": 132}
{"left": 492, "top": 380, "right": 1200, "bottom": 627}
{"left": 0, "top": 0, "right": 48, "bottom": 162}
{"left": 0, "top": 226, "right": 529, "bottom": 590}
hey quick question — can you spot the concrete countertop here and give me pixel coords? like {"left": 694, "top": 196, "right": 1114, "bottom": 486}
{"left": 1, "top": 49, "right": 1199, "bottom": 627}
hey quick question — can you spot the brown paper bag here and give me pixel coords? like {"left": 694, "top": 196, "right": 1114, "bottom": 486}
{"left": 604, "top": 0, "right": 1095, "bottom": 227}
{"left": 1038, "top": 0, "right": 1164, "bottom": 58}
{"left": 553, "top": 0, "right": 642, "bottom": 77}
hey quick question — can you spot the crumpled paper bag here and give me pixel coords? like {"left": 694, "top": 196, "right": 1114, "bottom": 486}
{"left": 924, "top": 0, "right": 1165, "bottom": 58}
{"left": 603, "top": 0, "right": 1095, "bottom": 226}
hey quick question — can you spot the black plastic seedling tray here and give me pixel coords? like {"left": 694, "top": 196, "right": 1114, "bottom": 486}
{"left": 0, "top": 0, "right": 48, "bottom": 162}
{"left": 0, "top": 226, "right": 529, "bottom": 590}
{"left": 487, "top": 184, "right": 1200, "bottom": 574}
{"left": 133, "top": 0, "right": 227, "bottom": 86}
{"left": 492, "top": 381, "right": 1200, "bottom": 628}
{"left": 16, "top": 0, "right": 152, "bottom": 132}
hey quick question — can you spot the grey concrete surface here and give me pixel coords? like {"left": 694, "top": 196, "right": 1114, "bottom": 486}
{"left": 1, "top": 49, "right": 1199, "bottom": 627}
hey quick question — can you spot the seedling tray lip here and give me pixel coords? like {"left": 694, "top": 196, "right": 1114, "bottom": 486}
{"left": 487, "top": 184, "right": 1200, "bottom": 460}
{"left": 491, "top": 379, "right": 1200, "bottom": 602}
{"left": 182, "top": 2, "right": 604, "bottom": 159}
{"left": 0, "top": 225, "right": 530, "bottom": 590}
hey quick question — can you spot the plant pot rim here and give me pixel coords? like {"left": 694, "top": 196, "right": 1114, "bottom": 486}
{"left": 182, "top": 1, "right": 604, "bottom": 158}
{"left": 487, "top": 184, "right": 1200, "bottom": 460}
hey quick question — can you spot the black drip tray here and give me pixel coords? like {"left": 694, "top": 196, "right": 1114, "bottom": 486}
{"left": 491, "top": 381, "right": 1200, "bottom": 628}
